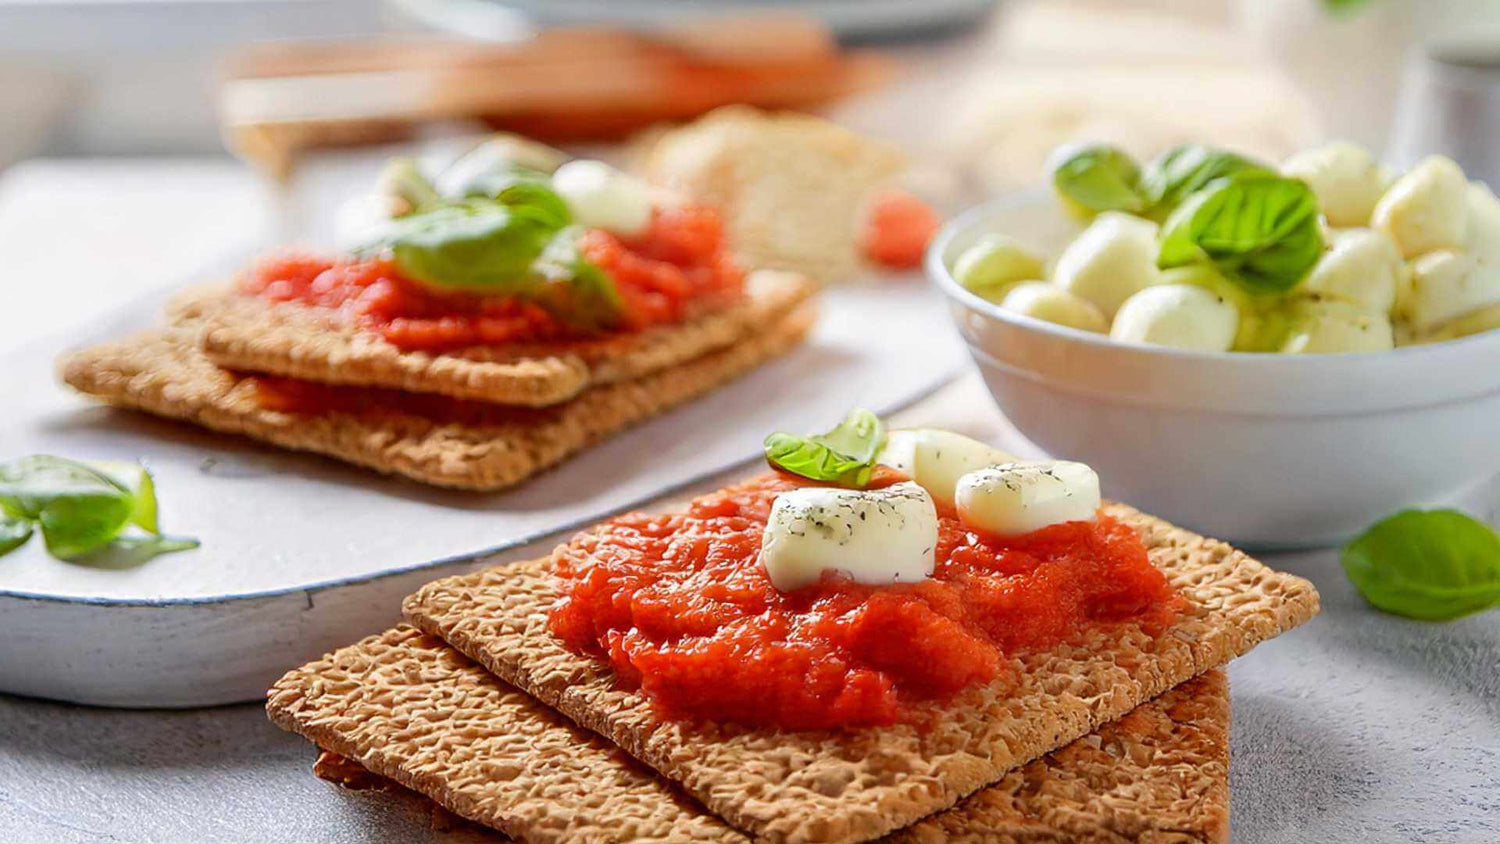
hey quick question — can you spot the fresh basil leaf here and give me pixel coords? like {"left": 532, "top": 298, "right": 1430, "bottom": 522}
{"left": 531, "top": 226, "right": 623, "bottom": 332}
{"left": 375, "top": 198, "right": 563, "bottom": 293}
{"left": 62, "top": 533, "right": 200, "bottom": 569}
{"left": 375, "top": 157, "right": 441, "bottom": 215}
{"left": 1138, "top": 145, "right": 1274, "bottom": 217}
{"left": 1342, "top": 509, "right": 1500, "bottom": 621}
{"left": 83, "top": 459, "right": 159, "bottom": 534}
{"left": 0, "top": 456, "right": 138, "bottom": 559}
{"left": 764, "top": 408, "right": 887, "bottom": 487}
{"left": 434, "top": 136, "right": 569, "bottom": 198}
{"left": 1049, "top": 144, "right": 1146, "bottom": 214}
{"left": 1157, "top": 173, "right": 1325, "bottom": 295}
{"left": 1323, "top": 0, "right": 1374, "bottom": 15}
{"left": 0, "top": 514, "right": 32, "bottom": 557}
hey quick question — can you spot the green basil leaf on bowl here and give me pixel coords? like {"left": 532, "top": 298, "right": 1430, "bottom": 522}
{"left": 1048, "top": 144, "right": 1146, "bottom": 214}
{"left": 764, "top": 408, "right": 887, "bottom": 487}
{"left": 1138, "top": 145, "right": 1274, "bottom": 216}
{"left": 376, "top": 198, "right": 564, "bottom": 293}
{"left": 1342, "top": 509, "right": 1500, "bottom": 621}
{"left": 1157, "top": 173, "right": 1325, "bottom": 295}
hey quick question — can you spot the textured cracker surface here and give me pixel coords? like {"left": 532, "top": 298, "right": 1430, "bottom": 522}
{"left": 171, "top": 269, "right": 814, "bottom": 406}
{"left": 268, "top": 627, "right": 742, "bottom": 843}
{"left": 271, "top": 627, "right": 1229, "bottom": 843}
{"left": 637, "top": 107, "right": 908, "bottom": 284}
{"left": 58, "top": 307, "right": 812, "bottom": 491}
{"left": 404, "top": 504, "right": 1316, "bottom": 842}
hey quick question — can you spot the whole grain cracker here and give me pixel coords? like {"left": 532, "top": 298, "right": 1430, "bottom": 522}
{"left": 404, "top": 501, "right": 1316, "bottom": 842}
{"left": 58, "top": 307, "right": 812, "bottom": 491}
{"left": 635, "top": 106, "right": 909, "bottom": 283}
{"left": 270, "top": 626, "right": 1230, "bottom": 843}
{"left": 169, "top": 270, "right": 814, "bottom": 407}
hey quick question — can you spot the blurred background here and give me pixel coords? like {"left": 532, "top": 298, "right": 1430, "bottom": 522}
{"left": 4, "top": 0, "right": 1500, "bottom": 346}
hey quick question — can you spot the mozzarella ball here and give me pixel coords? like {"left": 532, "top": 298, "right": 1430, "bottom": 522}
{"left": 760, "top": 482, "right": 937, "bottom": 592}
{"left": 998, "top": 282, "right": 1109, "bottom": 333}
{"left": 955, "top": 461, "right": 1101, "bottom": 537}
{"left": 952, "top": 235, "right": 1047, "bottom": 301}
{"left": 1372, "top": 155, "right": 1469, "bottom": 258}
{"left": 879, "top": 429, "right": 1016, "bottom": 509}
{"left": 1399, "top": 249, "right": 1500, "bottom": 334}
{"left": 551, "top": 159, "right": 654, "bottom": 237}
{"left": 1415, "top": 303, "right": 1500, "bottom": 343}
{"left": 1282, "top": 141, "right": 1386, "bottom": 227}
{"left": 1110, "top": 284, "right": 1239, "bottom": 352}
{"left": 1279, "top": 297, "right": 1394, "bottom": 353}
{"left": 1299, "top": 228, "right": 1403, "bottom": 314}
{"left": 1464, "top": 182, "right": 1500, "bottom": 261}
{"left": 1053, "top": 212, "right": 1162, "bottom": 318}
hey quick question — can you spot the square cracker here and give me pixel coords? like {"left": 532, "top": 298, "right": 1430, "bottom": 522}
{"left": 170, "top": 269, "right": 815, "bottom": 407}
{"left": 58, "top": 306, "right": 812, "bottom": 491}
{"left": 268, "top": 626, "right": 1230, "bottom": 843}
{"left": 404, "top": 502, "right": 1316, "bottom": 842}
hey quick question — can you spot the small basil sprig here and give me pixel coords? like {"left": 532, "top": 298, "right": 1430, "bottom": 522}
{"left": 1342, "top": 509, "right": 1500, "bottom": 621}
{"left": 0, "top": 456, "right": 198, "bottom": 563}
{"left": 1157, "top": 173, "right": 1325, "bottom": 295}
{"left": 1048, "top": 144, "right": 1146, "bottom": 215}
{"left": 764, "top": 409, "right": 887, "bottom": 488}
{"left": 1138, "top": 145, "right": 1274, "bottom": 217}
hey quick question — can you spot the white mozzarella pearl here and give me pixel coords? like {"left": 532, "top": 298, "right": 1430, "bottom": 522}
{"left": 955, "top": 461, "right": 1101, "bottom": 537}
{"left": 879, "top": 429, "right": 1016, "bottom": 508}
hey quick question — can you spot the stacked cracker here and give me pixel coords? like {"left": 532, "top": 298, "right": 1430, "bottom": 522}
{"left": 59, "top": 270, "right": 817, "bottom": 491}
{"left": 267, "top": 497, "right": 1319, "bottom": 841}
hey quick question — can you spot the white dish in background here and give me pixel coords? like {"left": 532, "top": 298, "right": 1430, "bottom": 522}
{"left": 927, "top": 190, "right": 1500, "bottom": 548}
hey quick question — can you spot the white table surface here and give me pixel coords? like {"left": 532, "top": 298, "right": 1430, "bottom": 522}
{"left": 3, "top": 161, "right": 1498, "bottom": 844}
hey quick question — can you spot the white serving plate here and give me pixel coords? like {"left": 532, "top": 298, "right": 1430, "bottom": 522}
{"left": 0, "top": 278, "right": 964, "bottom": 707}
{"left": 928, "top": 190, "right": 1500, "bottom": 548}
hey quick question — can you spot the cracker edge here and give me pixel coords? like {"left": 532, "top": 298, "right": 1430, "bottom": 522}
{"left": 59, "top": 305, "right": 814, "bottom": 492}
{"left": 174, "top": 269, "right": 815, "bottom": 407}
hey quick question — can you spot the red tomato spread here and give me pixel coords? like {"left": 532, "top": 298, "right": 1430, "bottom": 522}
{"left": 239, "top": 206, "right": 741, "bottom": 353}
{"left": 548, "top": 471, "right": 1180, "bottom": 731}
{"left": 248, "top": 375, "right": 545, "bottom": 427}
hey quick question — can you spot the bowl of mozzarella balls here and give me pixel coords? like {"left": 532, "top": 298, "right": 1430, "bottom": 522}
{"left": 927, "top": 141, "right": 1500, "bottom": 547}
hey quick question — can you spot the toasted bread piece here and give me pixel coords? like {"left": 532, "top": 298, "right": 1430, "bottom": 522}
{"left": 636, "top": 107, "right": 908, "bottom": 283}
{"left": 404, "top": 503, "right": 1315, "bottom": 842}
{"left": 270, "top": 626, "right": 1230, "bottom": 843}
{"left": 169, "top": 269, "right": 815, "bottom": 407}
{"left": 58, "top": 306, "right": 812, "bottom": 491}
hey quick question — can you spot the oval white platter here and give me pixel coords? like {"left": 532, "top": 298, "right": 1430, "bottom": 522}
{"left": 1, "top": 279, "right": 965, "bottom": 707}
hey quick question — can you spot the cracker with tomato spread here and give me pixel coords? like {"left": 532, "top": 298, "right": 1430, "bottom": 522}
{"left": 170, "top": 269, "right": 814, "bottom": 408}
{"left": 403, "top": 498, "right": 1316, "bottom": 842}
{"left": 59, "top": 305, "right": 813, "bottom": 491}
{"left": 268, "top": 625, "right": 1231, "bottom": 843}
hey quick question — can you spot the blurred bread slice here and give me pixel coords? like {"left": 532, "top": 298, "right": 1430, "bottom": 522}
{"left": 636, "top": 106, "right": 908, "bottom": 284}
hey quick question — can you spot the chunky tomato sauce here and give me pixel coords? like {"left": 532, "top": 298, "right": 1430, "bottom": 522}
{"left": 240, "top": 206, "right": 742, "bottom": 353}
{"left": 548, "top": 471, "right": 1180, "bottom": 731}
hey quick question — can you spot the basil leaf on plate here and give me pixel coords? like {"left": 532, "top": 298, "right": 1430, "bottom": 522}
{"left": 0, "top": 513, "right": 32, "bottom": 557}
{"left": 764, "top": 408, "right": 888, "bottom": 488}
{"left": 1138, "top": 145, "right": 1274, "bottom": 216}
{"left": 1341, "top": 509, "right": 1500, "bottom": 621}
{"left": 1049, "top": 144, "right": 1146, "bottom": 215}
{"left": 1157, "top": 173, "right": 1325, "bottom": 295}
{"left": 0, "top": 456, "right": 198, "bottom": 563}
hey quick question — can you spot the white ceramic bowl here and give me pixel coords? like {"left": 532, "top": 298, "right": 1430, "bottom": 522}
{"left": 928, "top": 191, "right": 1500, "bottom": 548}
